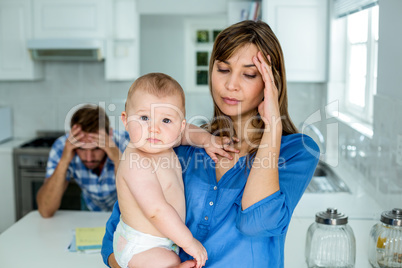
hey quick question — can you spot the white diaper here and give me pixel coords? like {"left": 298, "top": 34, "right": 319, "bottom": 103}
{"left": 113, "top": 218, "right": 179, "bottom": 268}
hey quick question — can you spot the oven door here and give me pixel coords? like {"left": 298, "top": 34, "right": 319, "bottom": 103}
{"left": 19, "top": 169, "right": 81, "bottom": 219}
{"left": 20, "top": 169, "right": 45, "bottom": 218}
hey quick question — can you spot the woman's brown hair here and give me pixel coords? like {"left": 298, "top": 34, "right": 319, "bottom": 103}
{"left": 206, "top": 20, "right": 298, "bottom": 157}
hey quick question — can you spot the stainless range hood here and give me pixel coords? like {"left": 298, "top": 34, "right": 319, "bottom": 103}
{"left": 27, "top": 39, "right": 104, "bottom": 61}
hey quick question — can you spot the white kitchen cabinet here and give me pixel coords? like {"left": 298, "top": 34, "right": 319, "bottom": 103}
{"left": 105, "top": 0, "right": 139, "bottom": 81}
{"left": 0, "top": 150, "right": 16, "bottom": 233}
{"left": 1, "top": 0, "right": 139, "bottom": 81}
{"left": 32, "top": 0, "right": 110, "bottom": 39}
{"left": 0, "top": 0, "right": 43, "bottom": 81}
{"left": 262, "top": 0, "right": 328, "bottom": 82}
{"left": 32, "top": 0, "right": 139, "bottom": 81}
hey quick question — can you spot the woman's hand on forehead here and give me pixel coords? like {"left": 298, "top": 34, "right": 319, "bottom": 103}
{"left": 252, "top": 51, "right": 282, "bottom": 134}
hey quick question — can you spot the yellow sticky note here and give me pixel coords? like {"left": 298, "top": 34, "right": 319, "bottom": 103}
{"left": 75, "top": 226, "right": 105, "bottom": 250}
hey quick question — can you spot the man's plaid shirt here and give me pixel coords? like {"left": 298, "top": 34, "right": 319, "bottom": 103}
{"left": 45, "top": 130, "right": 129, "bottom": 211}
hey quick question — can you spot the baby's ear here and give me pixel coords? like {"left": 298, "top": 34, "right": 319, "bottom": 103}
{"left": 180, "top": 119, "right": 186, "bottom": 133}
{"left": 121, "top": 111, "right": 128, "bottom": 130}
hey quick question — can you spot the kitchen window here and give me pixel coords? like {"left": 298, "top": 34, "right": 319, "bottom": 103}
{"left": 344, "top": 5, "right": 378, "bottom": 123}
{"left": 184, "top": 18, "right": 226, "bottom": 92}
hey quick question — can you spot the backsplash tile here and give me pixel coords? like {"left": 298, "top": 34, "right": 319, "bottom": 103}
{"left": 373, "top": 95, "right": 395, "bottom": 144}
{"left": 288, "top": 82, "right": 325, "bottom": 130}
{"left": 0, "top": 61, "right": 132, "bottom": 138}
{"left": 336, "top": 94, "right": 402, "bottom": 210}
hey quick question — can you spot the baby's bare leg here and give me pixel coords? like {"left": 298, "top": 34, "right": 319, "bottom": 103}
{"left": 128, "top": 247, "right": 181, "bottom": 268}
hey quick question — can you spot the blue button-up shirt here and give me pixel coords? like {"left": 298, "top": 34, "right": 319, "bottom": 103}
{"left": 46, "top": 130, "right": 129, "bottom": 211}
{"left": 101, "top": 133, "right": 319, "bottom": 267}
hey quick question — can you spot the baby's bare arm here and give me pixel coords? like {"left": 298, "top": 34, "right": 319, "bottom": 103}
{"left": 180, "top": 124, "right": 210, "bottom": 147}
{"left": 180, "top": 124, "right": 238, "bottom": 163}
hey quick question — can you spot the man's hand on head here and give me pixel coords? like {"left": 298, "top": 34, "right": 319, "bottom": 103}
{"left": 87, "top": 128, "right": 114, "bottom": 149}
{"left": 63, "top": 124, "right": 85, "bottom": 162}
{"left": 87, "top": 128, "right": 121, "bottom": 165}
{"left": 64, "top": 126, "right": 120, "bottom": 172}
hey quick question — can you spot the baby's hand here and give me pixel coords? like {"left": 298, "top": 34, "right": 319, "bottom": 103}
{"left": 204, "top": 136, "right": 239, "bottom": 163}
{"left": 181, "top": 238, "right": 208, "bottom": 268}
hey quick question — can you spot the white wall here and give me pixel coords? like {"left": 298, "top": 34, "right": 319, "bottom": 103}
{"left": 140, "top": 15, "right": 185, "bottom": 85}
{"left": 376, "top": 0, "right": 402, "bottom": 100}
{"left": 371, "top": 0, "right": 402, "bottom": 208}
{"left": 326, "top": 0, "right": 402, "bottom": 209}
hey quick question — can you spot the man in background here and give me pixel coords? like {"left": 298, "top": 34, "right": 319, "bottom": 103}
{"left": 36, "top": 104, "right": 129, "bottom": 218}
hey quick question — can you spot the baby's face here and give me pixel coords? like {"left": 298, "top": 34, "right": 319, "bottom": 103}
{"left": 122, "top": 90, "right": 185, "bottom": 154}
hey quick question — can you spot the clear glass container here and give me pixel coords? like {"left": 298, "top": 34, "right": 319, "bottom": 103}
{"left": 305, "top": 208, "right": 356, "bottom": 268}
{"left": 369, "top": 208, "right": 402, "bottom": 268}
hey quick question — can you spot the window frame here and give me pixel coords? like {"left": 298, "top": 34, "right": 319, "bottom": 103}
{"left": 343, "top": 5, "right": 378, "bottom": 123}
{"left": 184, "top": 18, "right": 226, "bottom": 93}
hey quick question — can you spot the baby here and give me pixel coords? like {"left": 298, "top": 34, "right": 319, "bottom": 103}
{"left": 114, "top": 73, "right": 233, "bottom": 268}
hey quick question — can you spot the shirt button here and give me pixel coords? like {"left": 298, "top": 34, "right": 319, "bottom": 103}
{"left": 204, "top": 216, "right": 208, "bottom": 221}
{"left": 209, "top": 201, "right": 213, "bottom": 206}
{"left": 213, "top": 186, "right": 217, "bottom": 190}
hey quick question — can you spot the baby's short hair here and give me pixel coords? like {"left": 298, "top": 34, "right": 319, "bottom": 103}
{"left": 125, "top": 73, "right": 185, "bottom": 114}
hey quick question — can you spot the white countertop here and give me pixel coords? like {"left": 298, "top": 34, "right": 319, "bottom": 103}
{"left": 295, "top": 159, "right": 384, "bottom": 220}
{"left": 1, "top": 211, "right": 378, "bottom": 268}
{"left": 0, "top": 210, "right": 111, "bottom": 268}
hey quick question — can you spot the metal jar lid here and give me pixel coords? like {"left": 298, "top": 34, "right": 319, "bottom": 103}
{"left": 380, "top": 208, "right": 402, "bottom": 226}
{"left": 315, "top": 208, "right": 348, "bottom": 225}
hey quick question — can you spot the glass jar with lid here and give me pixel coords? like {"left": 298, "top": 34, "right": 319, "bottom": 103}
{"left": 368, "top": 208, "right": 402, "bottom": 268}
{"left": 305, "top": 208, "right": 356, "bottom": 268}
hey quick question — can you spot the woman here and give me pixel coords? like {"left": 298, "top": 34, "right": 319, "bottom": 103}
{"left": 101, "top": 20, "right": 319, "bottom": 268}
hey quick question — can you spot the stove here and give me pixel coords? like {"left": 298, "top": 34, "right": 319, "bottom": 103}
{"left": 21, "top": 137, "right": 59, "bottom": 148}
{"left": 13, "top": 131, "right": 81, "bottom": 220}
